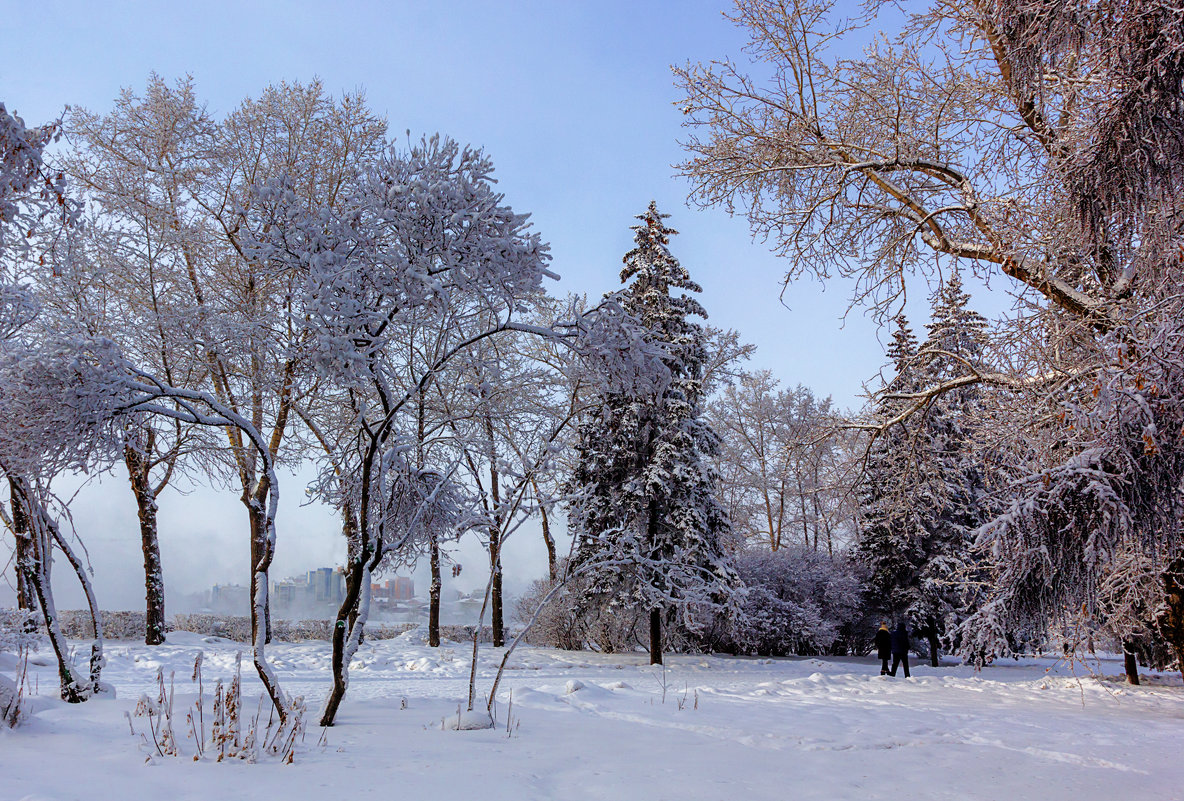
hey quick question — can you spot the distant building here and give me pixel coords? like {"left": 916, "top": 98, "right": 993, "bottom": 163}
{"left": 209, "top": 567, "right": 416, "bottom": 620}
{"left": 391, "top": 576, "right": 414, "bottom": 600}
{"left": 308, "top": 567, "right": 345, "bottom": 605}
{"left": 272, "top": 575, "right": 309, "bottom": 608}
{"left": 209, "top": 583, "right": 251, "bottom": 615}
{"left": 370, "top": 577, "right": 415, "bottom": 602}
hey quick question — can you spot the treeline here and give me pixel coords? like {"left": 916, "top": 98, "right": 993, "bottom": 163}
{"left": 5, "top": 0, "right": 1184, "bottom": 740}
{"left": 0, "top": 79, "right": 675, "bottom": 727}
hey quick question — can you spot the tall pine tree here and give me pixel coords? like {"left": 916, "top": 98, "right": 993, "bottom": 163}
{"left": 567, "top": 202, "right": 738, "bottom": 664}
{"left": 858, "top": 273, "right": 992, "bottom": 665}
{"left": 857, "top": 314, "right": 926, "bottom": 630}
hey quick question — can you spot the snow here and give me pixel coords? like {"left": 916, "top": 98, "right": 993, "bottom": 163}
{"left": 2, "top": 631, "right": 1182, "bottom": 800}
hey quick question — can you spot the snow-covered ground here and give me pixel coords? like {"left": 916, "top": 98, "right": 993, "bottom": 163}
{"left": 3, "top": 630, "right": 1182, "bottom": 801}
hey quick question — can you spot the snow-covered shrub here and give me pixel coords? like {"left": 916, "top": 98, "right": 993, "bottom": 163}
{"left": 0, "top": 609, "right": 38, "bottom": 727}
{"left": 515, "top": 562, "right": 645, "bottom": 652}
{"left": 166, "top": 614, "right": 491, "bottom": 644}
{"left": 718, "top": 547, "right": 863, "bottom": 656}
{"left": 51, "top": 609, "right": 145, "bottom": 640}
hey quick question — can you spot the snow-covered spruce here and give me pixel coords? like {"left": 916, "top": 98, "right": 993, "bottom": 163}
{"left": 567, "top": 202, "right": 741, "bottom": 665}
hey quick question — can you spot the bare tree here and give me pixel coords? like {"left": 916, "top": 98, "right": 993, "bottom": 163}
{"left": 711, "top": 371, "right": 856, "bottom": 554}
{"left": 677, "top": 0, "right": 1184, "bottom": 660}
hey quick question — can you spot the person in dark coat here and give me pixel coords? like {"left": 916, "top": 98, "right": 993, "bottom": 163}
{"left": 874, "top": 622, "right": 892, "bottom": 675}
{"left": 889, "top": 621, "right": 911, "bottom": 677}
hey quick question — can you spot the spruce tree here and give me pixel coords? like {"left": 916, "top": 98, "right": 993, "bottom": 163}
{"left": 909, "top": 271, "right": 992, "bottom": 663}
{"left": 857, "top": 275, "right": 992, "bottom": 665}
{"left": 857, "top": 314, "right": 925, "bottom": 626}
{"left": 567, "top": 202, "right": 739, "bottom": 664}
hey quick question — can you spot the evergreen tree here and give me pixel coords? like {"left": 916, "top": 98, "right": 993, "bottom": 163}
{"left": 857, "top": 275, "right": 992, "bottom": 664}
{"left": 909, "top": 272, "right": 992, "bottom": 662}
{"left": 567, "top": 202, "right": 739, "bottom": 664}
{"left": 857, "top": 314, "right": 925, "bottom": 628}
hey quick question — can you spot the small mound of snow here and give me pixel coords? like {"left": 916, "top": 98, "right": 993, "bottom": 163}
{"left": 155, "top": 631, "right": 208, "bottom": 646}
{"left": 405, "top": 657, "right": 440, "bottom": 672}
{"left": 395, "top": 625, "right": 429, "bottom": 644}
{"left": 565, "top": 680, "right": 585, "bottom": 694}
{"left": 442, "top": 710, "right": 494, "bottom": 730}
{"left": 605, "top": 681, "right": 632, "bottom": 691}
{"left": 500, "top": 688, "right": 554, "bottom": 706}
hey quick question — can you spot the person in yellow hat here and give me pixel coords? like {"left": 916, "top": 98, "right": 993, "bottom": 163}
{"left": 874, "top": 621, "right": 892, "bottom": 675}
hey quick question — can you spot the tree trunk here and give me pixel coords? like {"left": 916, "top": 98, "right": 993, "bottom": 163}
{"left": 321, "top": 549, "right": 368, "bottom": 726}
{"left": 9, "top": 477, "right": 87, "bottom": 702}
{"left": 11, "top": 482, "right": 34, "bottom": 625}
{"left": 13, "top": 535, "right": 32, "bottom": 615}
{"left": 541, "top": 504, "right": 556, "bottom": 582}
{"left": 245, "top": 480, "right": 272, "bottom": 645}
{"left": 489, "top": 524, "right": 504, "bottom": 648}
{"left": 532, "top": 478, "right": 557, "bottom": 582}
{"left": 485, "top": 436, "right": 505, "bottom": 649}
{"left": 48, "top": 516, "right": 105, "bottom": 694}
{"left": 646, "top": 500, "right": 663, "bottom": 665}
{"left": 1122, "top": 641, "right": 1140, "bottom": 686}
{"left": 1155, "top": 558, "right": 1184, "bottom": 684}
{"left": 429, "top": 534, "right": 442, "bottom": 648}
{"left": 796, "top": 474, "right": 811, "bottom": 548}
{"left": 927, "top": 630, "right": 940, "bottom": 668}
{"left": 124, "top": 444, "right": 166, "bottom": 645}
{"left": 649, "top": 608, "right": 663, "bottom": 665}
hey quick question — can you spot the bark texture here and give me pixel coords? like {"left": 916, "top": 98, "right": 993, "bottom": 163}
{"left": 124, "top": 444, "right": 166, "bottom": 645}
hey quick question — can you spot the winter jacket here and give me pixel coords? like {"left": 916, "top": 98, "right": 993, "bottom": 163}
{"left": 874, "top": 628, "right": 892, "bottom": 659}
{"left": 891, "top": 624, "right": 909, "bottom": 656}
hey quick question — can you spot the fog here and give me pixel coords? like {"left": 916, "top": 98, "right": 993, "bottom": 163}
{"left": 0, "top": 463, "right": 555, "bottom": 618}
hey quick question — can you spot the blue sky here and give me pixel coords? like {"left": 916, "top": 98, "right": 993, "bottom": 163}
{"left": 4, "top": 0, "right": 890, "bottom": 406}
{"left": 1, "top": 1, "right": 999, "bottom": 607}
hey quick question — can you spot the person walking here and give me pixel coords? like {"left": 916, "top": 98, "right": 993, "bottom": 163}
{"left": 888, "top": 621, "right": 911, "bottom": 678}
{"left": 874, "top": 622, "right": 892, "bottom": 675}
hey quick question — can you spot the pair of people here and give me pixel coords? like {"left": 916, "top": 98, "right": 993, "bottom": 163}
{"left": 874, "top": 621, "right": 910, "bottom": 678}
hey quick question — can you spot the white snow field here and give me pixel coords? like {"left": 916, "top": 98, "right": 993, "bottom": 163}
{"left": 2, "top": 629, "right": 1182, "bottom": 801}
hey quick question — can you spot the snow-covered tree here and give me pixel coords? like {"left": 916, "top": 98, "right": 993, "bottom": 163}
{"left": 568, "top": 202, "right": 740, "bottom": 665}
{"left": 857, "top": 280, "right": 995, "bottom": 664}
{"left": 61, "top": 83, "right": 221, "bottom": 643}
{"left": 961, "top": 295, "right": 1184, "bottom": 666}
{"left": 0, "top": 101, "right": 106, "bottom": 703}
{"left": 723, "top": 546, "right": 863, "bottom": 656}
{"left": 65, "top": 77, "right": 389, "bottom": 645}
{"left": 439, "top": 318, "right": 590, "bottom": 649}
{"left": 676, "top": 0, "right": 1184, "bottom": 667}
{"left": 248, "top": 134, "right": 560, "bottom": 724}
{"left": 710, "top": 372, "right": 856, "bottom": 555}
{"left": 856, "top": 315, "right": 926, "bottom": 628}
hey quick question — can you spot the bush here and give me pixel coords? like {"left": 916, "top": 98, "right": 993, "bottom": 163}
{"left": 513, "top": 562, "right": 647, "bottom": 652}
{"left": 718, "top": 547, "right": 864, "bottom": 656}
{"left": 9, "top": 610, "right": 499, "bottom": 645}
{"left": 0, "top": 609, "right": 38, "bottom": 727}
